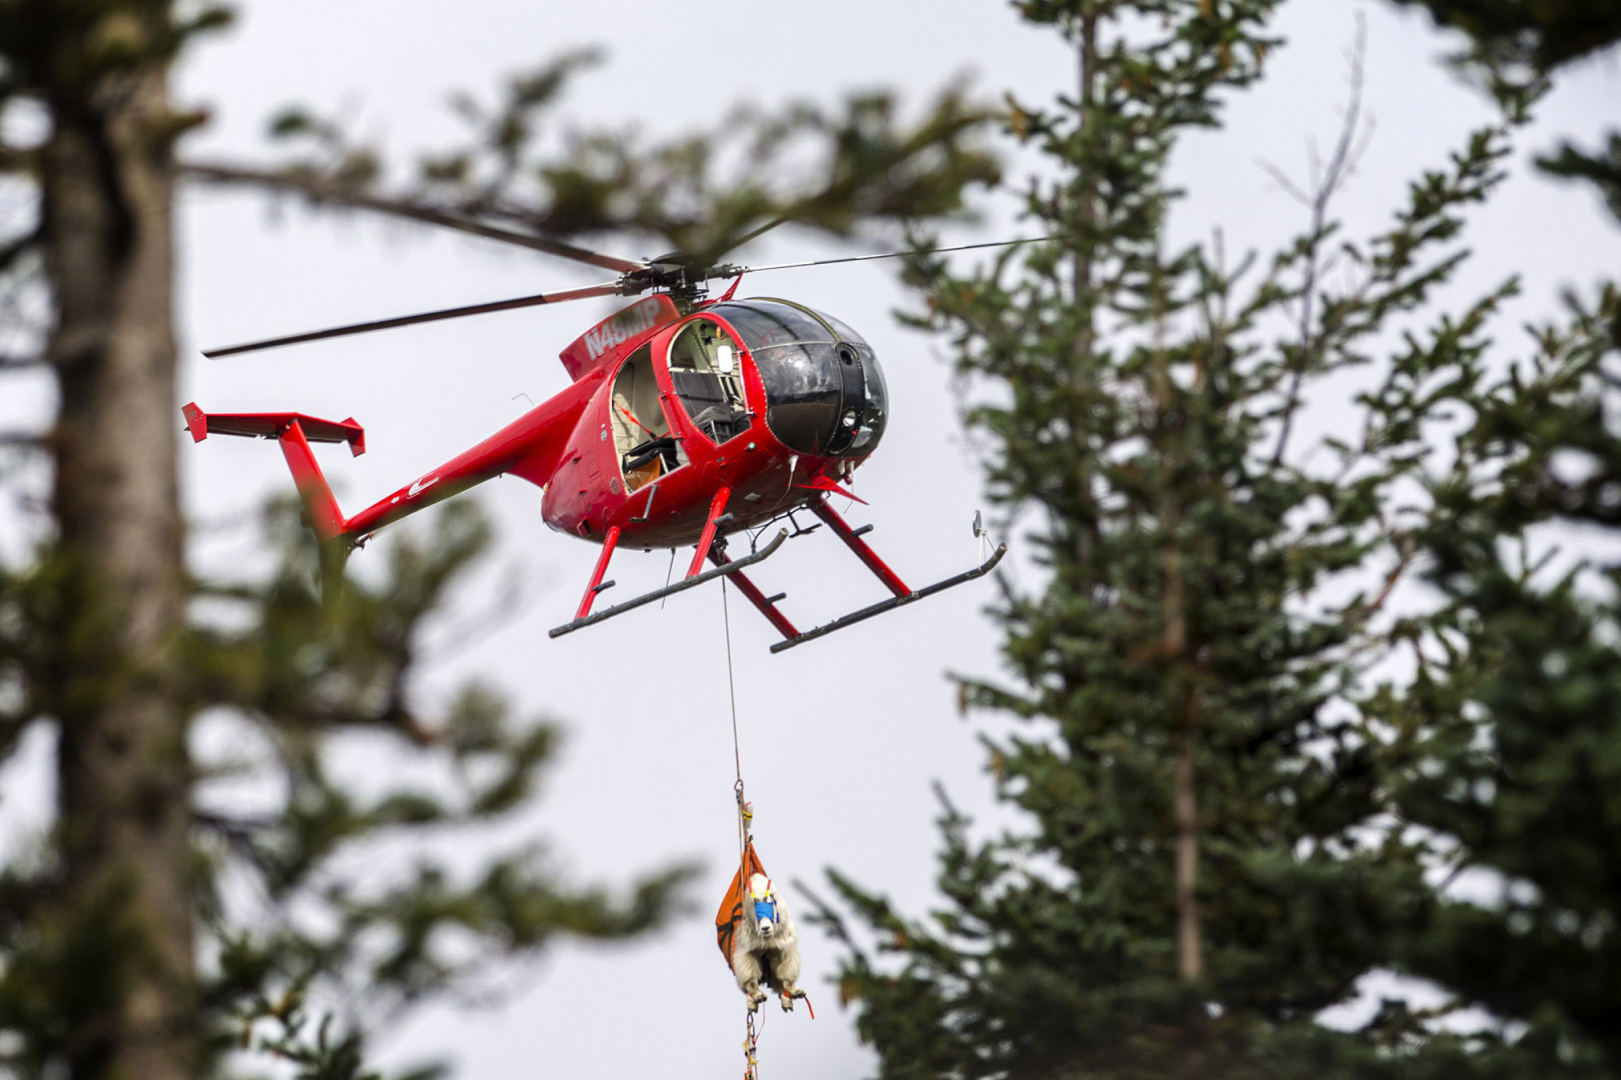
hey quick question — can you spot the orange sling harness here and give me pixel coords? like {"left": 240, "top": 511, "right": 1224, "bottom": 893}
{"left": 715, "top": 840, "right": 769, "bottom": 970}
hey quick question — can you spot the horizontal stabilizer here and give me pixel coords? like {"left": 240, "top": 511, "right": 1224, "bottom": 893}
{"left": 182, "top": 403, "right": 366, "bottom": 456}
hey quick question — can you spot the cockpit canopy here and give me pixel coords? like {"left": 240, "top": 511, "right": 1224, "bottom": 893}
{"left": 710, "top": 299, "right": 887, "bottom": 458}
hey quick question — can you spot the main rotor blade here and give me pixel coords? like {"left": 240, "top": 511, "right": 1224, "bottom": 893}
{"left": 184, "top": 162, "right": 647, "bottom": 275}
{"left": 729, "top": 236, "right": 1051, "bottom": 277}
{"left": 204, "top": 280, "right": 626, "bottom": 358}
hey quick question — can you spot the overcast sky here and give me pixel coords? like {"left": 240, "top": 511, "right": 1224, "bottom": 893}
{"left": 3, "top": 2, "right": 1619, "bottom": 1078}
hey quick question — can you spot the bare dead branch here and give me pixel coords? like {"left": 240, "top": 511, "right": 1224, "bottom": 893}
{"left": 1256, "top": 160, "right": 1311, "bottom": 206}
{"left": 1269, "top": 13, "right": 1372, "bottom": 468}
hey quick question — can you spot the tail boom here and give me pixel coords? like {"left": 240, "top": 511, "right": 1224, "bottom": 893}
{"left": 184, "top": 375, "right": 597, "bottom": 549}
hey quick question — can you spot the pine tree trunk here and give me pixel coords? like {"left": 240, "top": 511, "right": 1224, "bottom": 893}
{"left": 1070, "top": 12, "right": 1099, "bottom": 573}
{"left": 1165, "top": 482, "right": 1201, "bottom": 984}
{"left": 1153, "top": 271, "right": 1202, "bottom": 987}
{"left": 1071, "top": 11, "right": 1097, "bottom": 361}
{"left": 1173, "top": 701, "right": 1202, "bottom": 983}
{"left": 41, "top": 19, "right": 194, "bottom": 1079}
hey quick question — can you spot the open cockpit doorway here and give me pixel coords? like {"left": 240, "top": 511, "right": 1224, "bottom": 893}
{"left": 611, "top": 343, "right": 684, "bottom": 493}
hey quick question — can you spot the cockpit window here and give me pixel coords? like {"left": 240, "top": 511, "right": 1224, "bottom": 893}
{"left": 811, "top": 309, "right": 869, "bottom": 348}
{"left": 719, "top": 298, "right": 836, "bottom": 340}
{"left": 711, "top": 299, "right": 887, "bottom": 458}
{"left": 713, "top": 300, "right": 836, "bottom": 351}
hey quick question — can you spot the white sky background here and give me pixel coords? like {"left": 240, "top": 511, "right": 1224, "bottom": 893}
{"left": 1, "top": 1, "right": 1618, "bottom": 1077}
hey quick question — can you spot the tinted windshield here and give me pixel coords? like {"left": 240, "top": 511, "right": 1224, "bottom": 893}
{"left": 711, "top": 299, "right": 886, "bottom": 457}
{"left": 716, "top": 300, "right": 836, "bottom": 348}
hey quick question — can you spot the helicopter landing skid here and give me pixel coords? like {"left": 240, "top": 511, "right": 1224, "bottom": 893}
{"left": 715, "top": 496, "right": 1008, "bottom": 653}
{"left": 766, "top": 542, "right": 1006, "bottom": 653}
{"left": 548, "top": 528, "right": 789, "bottom": 640}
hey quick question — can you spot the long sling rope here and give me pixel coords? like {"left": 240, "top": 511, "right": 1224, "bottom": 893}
{"left": 722, "top": 581, "right": 761, "bottom": 1080}
{"left": 721, "top": 579, "right": 812, "bottom": 1079}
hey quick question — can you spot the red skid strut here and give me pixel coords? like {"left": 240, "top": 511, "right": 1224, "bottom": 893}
{"left": 758, "top": 498, "right": 1007, "bottom": 654}
{"left": 575, "top": 524, "right": 621, "bottom": 619}
{"left": 688, "top": 486, "right": 733, "bottom": 579}
{"left": 549, "top": 529, "right": 789, "bottom": 639}
{"left": 809, "top": 497, "right": 909, "bottom": 597}
{"left": 708, "top": 546, "right": 800, "bottom": 640}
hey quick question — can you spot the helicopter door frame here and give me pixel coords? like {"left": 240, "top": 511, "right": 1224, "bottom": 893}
{"left": 662, "top": 315, "right": 754, "bottom": 447}
{"left": 610, "top": 341, "right": 686, "bottom": 493}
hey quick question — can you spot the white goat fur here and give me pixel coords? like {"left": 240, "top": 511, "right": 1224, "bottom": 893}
{"left": 732, "top": 875, "right": 804, "bottom": 1011}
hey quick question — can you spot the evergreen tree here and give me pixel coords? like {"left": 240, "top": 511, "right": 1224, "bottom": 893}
{"left": 0, "top": 3, "right": 996, "bottom": 1078}
{"left": 1370, "top": 1, "right": 1621, "bottom": 1071}
{"left": 1381, "top": 280, "right": 1621, "bottom": 1077}
{"left": 1384, "top": 0, "right": 1621, "bottom": 222}
{"left": 816, "top": 2, "right": 1562, "bottom": 1076}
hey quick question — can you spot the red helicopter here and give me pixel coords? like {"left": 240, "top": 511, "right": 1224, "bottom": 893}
{"left": 184, "top": 238, "right": 1006, "bottom": 652}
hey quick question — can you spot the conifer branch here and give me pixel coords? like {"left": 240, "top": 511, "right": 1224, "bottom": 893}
{"left": 0, "top": 225, "right": 40, "bottom": 276}
{"left": 1341, "top": 542, "right": 1418, "bottom": 628}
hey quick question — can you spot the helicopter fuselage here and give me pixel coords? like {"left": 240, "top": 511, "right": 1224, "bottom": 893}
{"left": 535, "top": 294, "right": 888, "bottom": 550}
{"left": 188, "top": 293, "right": 888, "bottom": 557}
{"left": 182, "top": 289, "right": 1009, "bottom": 652}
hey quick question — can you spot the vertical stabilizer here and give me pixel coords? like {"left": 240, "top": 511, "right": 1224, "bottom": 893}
{"left": 277, "top": 419, "right": 349, "bottom": 542}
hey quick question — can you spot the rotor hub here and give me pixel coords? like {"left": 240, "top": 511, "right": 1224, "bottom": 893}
{"left": 621, "top": 254, "right": 743, "bottom": 310}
